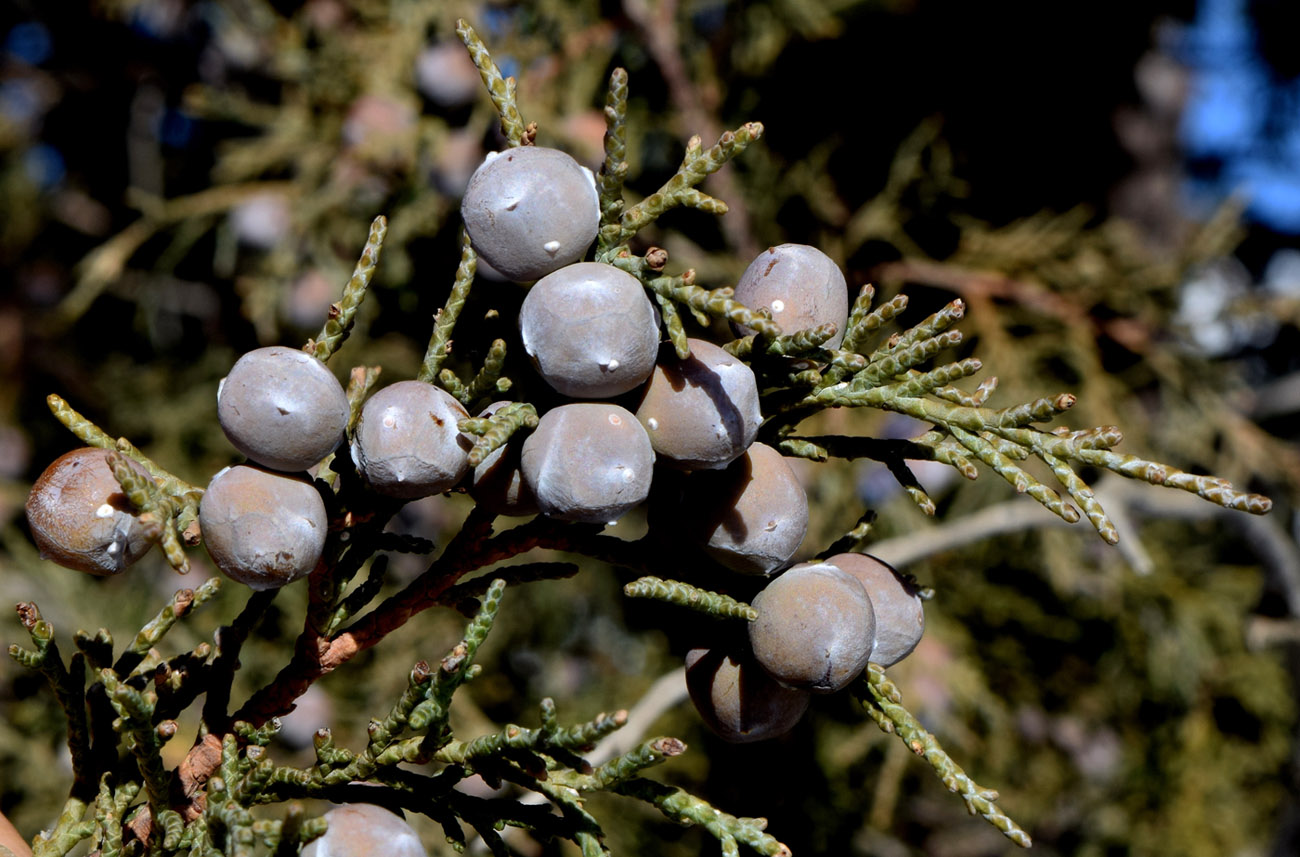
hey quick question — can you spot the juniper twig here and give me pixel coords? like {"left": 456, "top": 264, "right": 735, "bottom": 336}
{"left": 308, "top": 215, "right": 386, "bottom": 363}
{"left": 614, "top": 778, "right": 791, "bottom": 857}
{"left": 9, "top": 605, "right": 96, "bottom": 801}
{"left": 456, "top": 19, "right": 527, "bottom": 146}
{"left": 623, "top": 577, "right": 758, "bottom": 621}
{"left": 420, "top": 229, "right": 478, "bottom": 384}
{"left": 597, "top": 68, "right": 630, "bottom": 256}
{"left": 644, "top": 271, "right": 781, "bottom": 339}
{"left": 614, "top": 123, "right": 764, "bottom": 244}
{"left": 855, "top": 666, "right": 1031, "bottom": 848}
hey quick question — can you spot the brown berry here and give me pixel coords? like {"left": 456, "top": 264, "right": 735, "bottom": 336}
{"left": 25, "top": 447, "right": 156, "bottom": 575}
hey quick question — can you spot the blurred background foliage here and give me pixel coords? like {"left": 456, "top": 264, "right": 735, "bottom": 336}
{"left": 2, "top": 0, "right": 1300, "bottom": 855}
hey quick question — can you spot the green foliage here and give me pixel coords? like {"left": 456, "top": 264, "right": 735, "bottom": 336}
{"left": 623, "top": 577, "right": 759, "bottom": 621}
{"left": 2, "top": 5, "right": 1297, "bottom": 857}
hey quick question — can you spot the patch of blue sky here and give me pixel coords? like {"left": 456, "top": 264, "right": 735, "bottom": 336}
{"left": 1179, "top": 0, "right": 1300, "bottom": 232}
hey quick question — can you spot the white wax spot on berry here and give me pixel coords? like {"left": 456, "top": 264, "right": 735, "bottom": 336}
{"left": 647, "top": 417, "right": 659, "bottom": 430}
{"left": 771, "top": 299, "right": 785, "bottom": 313}
{"left": 608, "top": 413, "right": 622, "bottom": 426}
{"left": 543, "top": 240, "right": 561, "bottom": 253}
{"left": 96, "top": 503, "right": 115, "bottom": 519}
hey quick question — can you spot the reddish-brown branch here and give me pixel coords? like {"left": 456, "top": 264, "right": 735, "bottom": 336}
{"left": 229, "top": 505, "right": 494, "bottom": 727}
{"left": 176, "top": 511, "right": 663, "bottom": 820}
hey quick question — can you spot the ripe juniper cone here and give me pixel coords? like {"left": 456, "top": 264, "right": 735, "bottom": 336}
{"left": 302, "top": 803, "right": 428, "bottom": 857}
{"left": 823, "top": 553, "right": 925, "bottom": 667}
{"left": 519, "top": 262, "right": 660, "bottom": 398}
{"left": 521, "top": 402, "right": 654, "bottom": 524}
{"left": 199, "top": 464, "right": 328, "bottom": 590}
{"left": 676, "top": 441, "right": 809, "bottom": 576}
{"left": 351, "top": 380, "right": 472, "bottom": 499}
{"left": 217, "top": 345, "right": 349, "bottom": 472}
{"left": 467, "top": 401, "right": 539, "bottom": 517}
{"left": 25, "top": 447, "right": 156, "bottom": 575}
{"left": 635, "top": 338, "right": 762, "bottom": 470}
{"left": 460, "top": 146, "right": 599, "bottom": 282}
{"left": 749, "top": 562, "right": 877, "bottom": 693}
{"left": 733, "top": 243, "right": 849, "bottom": 348}
{"left": 685, "top": 645, "right": 811, "bottom": 743}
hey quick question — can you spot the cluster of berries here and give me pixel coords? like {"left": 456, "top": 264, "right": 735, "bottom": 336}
{"left": 24, "top": 143, "right": 926, "bottom": 748}
{"left": 462, "top": 146, "right": 928, "bottom": 739}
